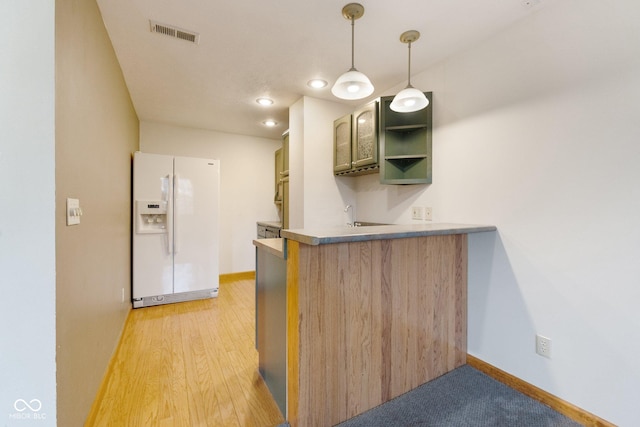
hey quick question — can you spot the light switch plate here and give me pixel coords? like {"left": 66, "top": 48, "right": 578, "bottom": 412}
{"left": 67, "top": 198, "right": 81, "bottom": 226}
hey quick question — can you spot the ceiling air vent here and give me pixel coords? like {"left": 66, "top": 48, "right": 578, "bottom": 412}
{"left": 149, "top": 20, "right": 199, "bottom": 44}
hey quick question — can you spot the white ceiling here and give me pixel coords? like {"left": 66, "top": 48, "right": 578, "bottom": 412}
{"left": 96, "top": 0, "right": 544, "bottom": 140}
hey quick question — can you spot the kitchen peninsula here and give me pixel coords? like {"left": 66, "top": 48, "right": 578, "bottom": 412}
{"left": 254, "top": 223, "right": 496, "bottom": 426}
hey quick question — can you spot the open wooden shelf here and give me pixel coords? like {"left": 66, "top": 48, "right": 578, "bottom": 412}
{"left": 379, "top": 93, "right": 432, "bottom": 185}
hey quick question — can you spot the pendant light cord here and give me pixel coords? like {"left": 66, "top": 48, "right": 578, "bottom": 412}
{"left": 350, "top": 16, "right": 356, "bottom": 70}
{"left": 407, "top": 41, "right": 413, "bottom": 87}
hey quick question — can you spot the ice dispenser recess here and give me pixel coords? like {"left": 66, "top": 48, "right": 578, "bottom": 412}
{"left": 136, "top": 200, "right": 168, "bottom": 234}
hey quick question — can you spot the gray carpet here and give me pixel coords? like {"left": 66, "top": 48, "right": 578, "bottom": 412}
{"left": 278, "top": 365, "right": 582, "bottom": 427}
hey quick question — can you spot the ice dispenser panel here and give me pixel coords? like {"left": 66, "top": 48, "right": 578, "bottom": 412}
{"left": 136, "top": 200, "right": 168, "bottom": 234}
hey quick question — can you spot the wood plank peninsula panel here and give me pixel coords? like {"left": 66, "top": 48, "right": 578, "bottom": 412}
{"left": 286, "top": 232, "right": 471, "bottom": 427}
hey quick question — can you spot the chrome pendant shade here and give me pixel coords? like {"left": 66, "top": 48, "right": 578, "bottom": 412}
{"left": 390, "top": 30, "right": 429, "bottom": 113}
{"left": 331, "top": 3, "right": 374, "bottom": 100}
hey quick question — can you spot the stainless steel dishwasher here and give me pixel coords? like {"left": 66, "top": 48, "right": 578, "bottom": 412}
{"left": 256, "top": 222, "right": 282, "bottom": 239}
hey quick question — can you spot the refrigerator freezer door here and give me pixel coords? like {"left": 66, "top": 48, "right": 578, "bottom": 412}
{"left": 133, "top": 152, "right": 174, "bottom": 299}
{"left": 173, "top": 156, "right": 220, "bottom": 294}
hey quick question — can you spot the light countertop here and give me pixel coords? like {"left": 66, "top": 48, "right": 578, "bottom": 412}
{"left": 253, "top": 238, "right": 285, "bottom": 259}
{"left": 280, "top": 223, "right": 496, "bottom": 246}
{"left": 257, "top": 221, "right": 282, "bottom": 229}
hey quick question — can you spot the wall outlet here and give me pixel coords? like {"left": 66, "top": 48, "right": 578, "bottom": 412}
{"left": 424, "top": 207, "right": 432, "bottom": 221}
{"left": 521, "top": 0, "right": 541, "bottom": 9}
{"left": 121, "top": 288, "right": 125, "bottom": 303}
{"left": 411, "top": 206, "right": 425, "bottom": 220}
{"left": 536, "top": 334, "right": 551, "bottom": 358}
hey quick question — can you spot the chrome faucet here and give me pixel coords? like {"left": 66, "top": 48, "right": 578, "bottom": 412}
{"left": 344, "top": 205, "right": 353, "bottom": 227}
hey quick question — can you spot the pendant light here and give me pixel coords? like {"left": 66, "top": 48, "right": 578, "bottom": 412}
{"left": 331, "top": 3, "right": 374, "bottom": 100}
{"left": 390, "top": 30, "right": 429, "bottom": 113}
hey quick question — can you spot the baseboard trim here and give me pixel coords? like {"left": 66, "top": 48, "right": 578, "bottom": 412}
{"left": 219, "top": 271, "right": 255, "bottom": 284}
{"left": 85, "top": 308, "right": 133, "bottom": 426}
{"left": 466, "top": 354, "right": 615, "bottom": 427}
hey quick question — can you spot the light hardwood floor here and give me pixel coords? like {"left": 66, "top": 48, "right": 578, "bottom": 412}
{"left": 87, "top": 280, "right": 285, "bottom": 427}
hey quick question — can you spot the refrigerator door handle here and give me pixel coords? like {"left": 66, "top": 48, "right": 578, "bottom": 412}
{"left": 173, "top": 173, "right": 179, "bottom": 255}
{"left": 165, "top": 174, "right": 173, "bottom": 255}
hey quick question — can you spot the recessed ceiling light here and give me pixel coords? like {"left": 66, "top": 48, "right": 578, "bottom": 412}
{"left": 307, "top": 79, "right": 328, "bottom": 89}
{"left": 263, "top": 120, "right": 277, "bottom": 127}
{"left": 256, "top": 97, "right": 274, "bottom": 106}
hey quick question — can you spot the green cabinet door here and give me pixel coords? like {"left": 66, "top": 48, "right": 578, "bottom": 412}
{"left": 352, "top": 101, "right": 378, "bottom": 168}
{"left": 282, "top": 130, "right": 289, "bottom": 177}
{"left": 333, "top": 114, "right": 352, "bottom": 173}
{"left": 333, "top": 100, "right": 379, "bottom": 176}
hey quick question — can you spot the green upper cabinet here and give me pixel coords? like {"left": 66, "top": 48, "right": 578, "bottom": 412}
{"left": 282, "top": 130, "right": 290, "bottom": 177}
{"left": 379, "top": 92, "right": 432, "bottom": 185}
{"left": 352, "top": 101, "right": 378, "bottom": 168}
{"left": 280, "top": 130, "right": 289, "bottom": 229}
{"left": 333, "top": 114, "right": 352, "bottom": 173}
{"left": 274, "top": 147, "right": 283, "bottom": 206}
{"left": 334, "top": 100, "right": 379, "bottom": 176}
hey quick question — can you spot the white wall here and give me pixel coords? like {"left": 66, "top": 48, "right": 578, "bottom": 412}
{"left": 140, "top": 121, "right": 281, "bottom": 274}
{"left": 355, "top": 1, "right": 640, "bottom": 424}
{"left": 303, "top": 98, "right": 359, "bottom": 227}
{"left": 55, "top": 0, "right": 139, "bottom": 423}
{"left": 0, "top": 0, "right": 57, "bottom": 423}
{"left": 288, "top": 99, "right": 304, "bottom": 229}
{"left": 288, "top": 97, "right": 355, "bottom": 229}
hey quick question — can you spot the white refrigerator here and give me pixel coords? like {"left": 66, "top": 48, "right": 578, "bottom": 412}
{"left": 132, "top": 152, "right": 220, "bottom": 308}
